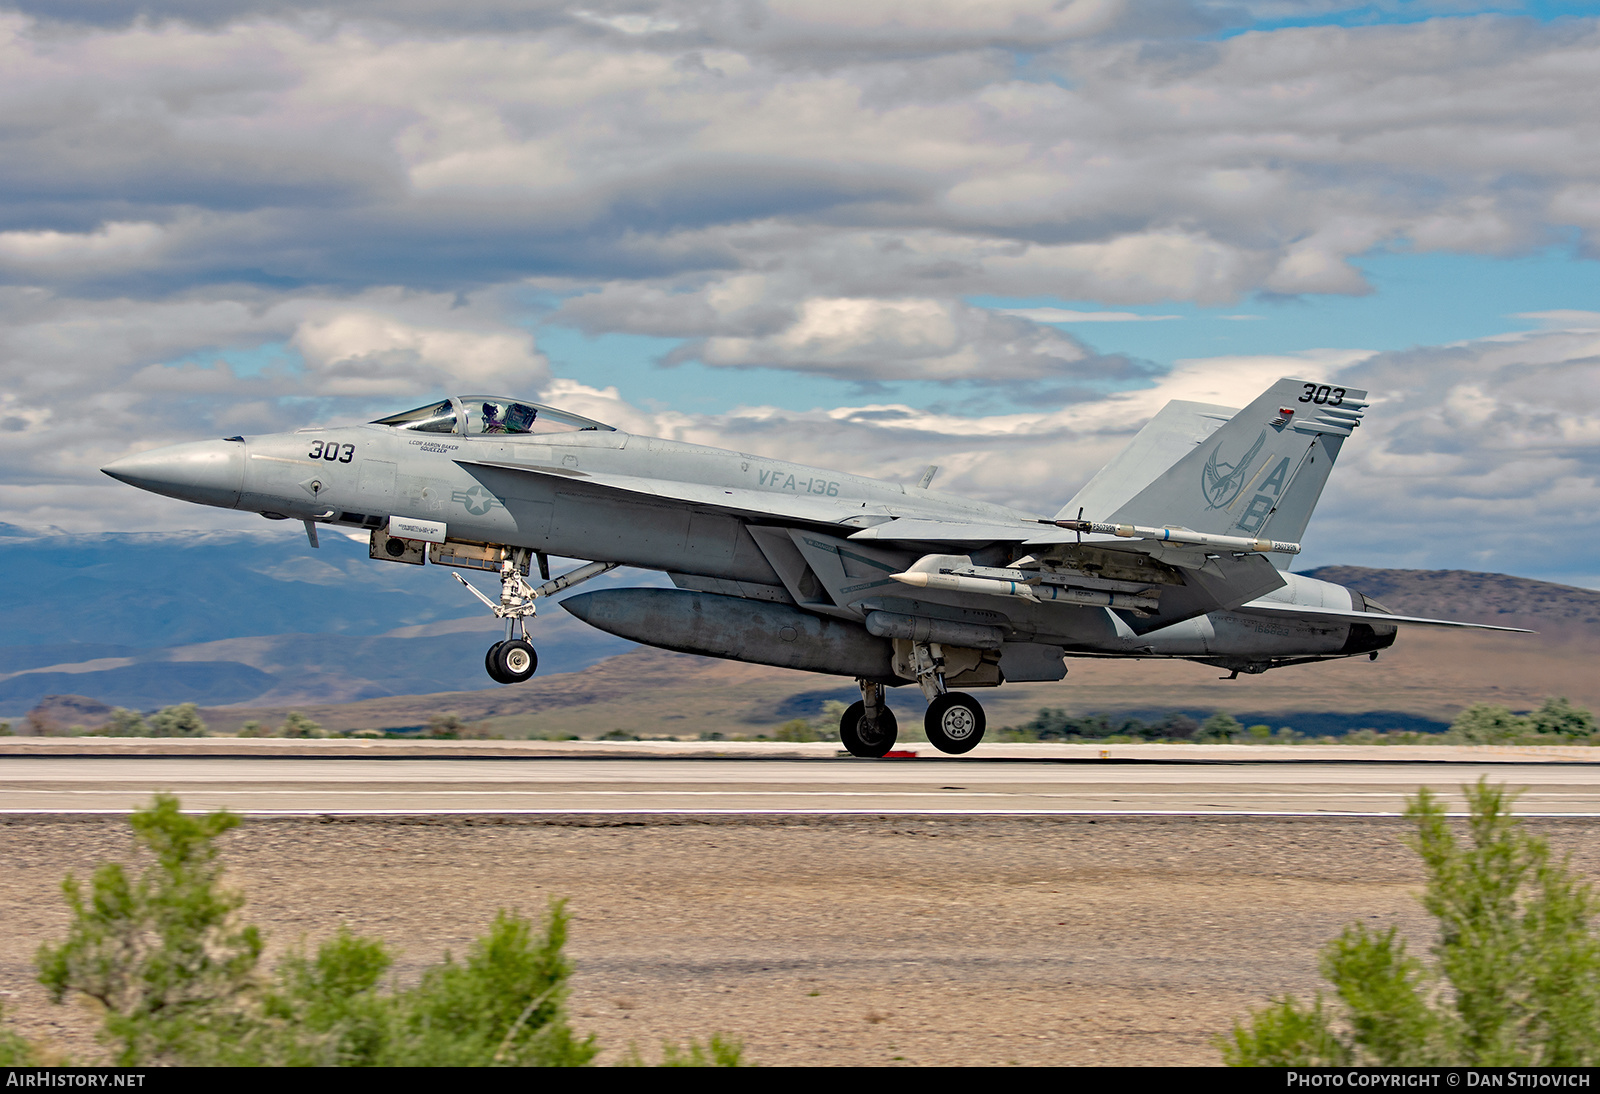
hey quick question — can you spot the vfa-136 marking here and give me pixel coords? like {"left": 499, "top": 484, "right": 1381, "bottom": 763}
{"left": 103, "top": 381, "right": 1528, "bottom": 757}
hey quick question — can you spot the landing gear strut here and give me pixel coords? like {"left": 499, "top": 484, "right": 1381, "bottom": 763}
{"left": 454, "top": 554, "right": 619, "bottom": 686}
{"left": 907, "top": 640, "right": 988, "bottom": 755}
{"left": 839, "top": 679, "right": 898, "bottom": 758}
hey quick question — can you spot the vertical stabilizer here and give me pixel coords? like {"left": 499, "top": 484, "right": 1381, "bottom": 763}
{"left": 1095, "top": 378, "right": 1368, "bottom": 550}
{"left": 1057, "top": 399, "right": 1236, "bottom": 523}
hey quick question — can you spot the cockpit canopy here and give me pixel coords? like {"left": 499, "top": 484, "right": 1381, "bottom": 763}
{"left": 371, "top": 396, "right": 615, "bottom": 435}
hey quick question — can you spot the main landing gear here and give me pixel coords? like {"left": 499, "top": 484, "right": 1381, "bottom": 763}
{"left": 840, "top": 680, "right": 899, "bottom": 758}
{"left": 840, "top": 642, "right": 989, "bottom": 758}
{"left": 454, "top": 553, "right": 619, "bottom": 686}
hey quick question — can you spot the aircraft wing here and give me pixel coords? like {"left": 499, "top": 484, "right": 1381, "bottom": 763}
{"left": 1232, "top": 601, "right": 1535, "bottom": 633}
{"left": 847, "top": 518, "right": 1207, "bottom": 548}
{"left": 846, "top": 518, "right": 1045, "bottom": 543}
{"left": 456, "top": 457, "right": 889, "bottom": 526}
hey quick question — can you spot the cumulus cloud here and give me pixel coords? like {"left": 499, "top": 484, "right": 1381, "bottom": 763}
{"left": 0, "top": 286, "right": 550, "bottom": 516}
{"left": 1000, "top": 308, "right": 1182, "bottom": 322}
{"left": 673, "top": 296, "right": 1142, "bottom": 382}
{"left": 0, "top": 2, "right": 1596, "bottom": 588}
{"left": 0, "top": 8, "right": 1595, "bottom": 306}
{"left": 291, "top": 301, "right": 548, "bottom": 396}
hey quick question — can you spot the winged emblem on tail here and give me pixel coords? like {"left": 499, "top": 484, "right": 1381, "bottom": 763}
{"left": 1201, "top": 430, "right": 1266, "bottom": 509}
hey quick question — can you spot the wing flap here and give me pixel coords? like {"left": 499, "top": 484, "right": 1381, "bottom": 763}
{"left": 846, "top": 517, "right": 1045, "bottom": 543}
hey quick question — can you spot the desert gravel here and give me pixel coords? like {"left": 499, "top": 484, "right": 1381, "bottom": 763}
{"left": 3, "top": 813, "right": 1598, "bottom": 1067}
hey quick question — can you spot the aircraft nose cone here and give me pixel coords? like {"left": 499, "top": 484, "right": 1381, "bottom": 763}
{"left": 102, "top": 438, "right": 246, "bottom": 509}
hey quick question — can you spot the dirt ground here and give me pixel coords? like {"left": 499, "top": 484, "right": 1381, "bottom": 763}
{"left": 4, "top": 813, "right": 1598, "bottom": 1067}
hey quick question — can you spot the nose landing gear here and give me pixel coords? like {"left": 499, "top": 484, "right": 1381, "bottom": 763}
{"left": 455, "top": 554, "right": 619, "bottom": 686}
{"left": 485, "top": 639, "right": 538, "bottom": 684}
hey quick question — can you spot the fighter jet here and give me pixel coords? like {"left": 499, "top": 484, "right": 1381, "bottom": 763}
{"left": 101, "top": 377, "right": 1526, "bottom": 756}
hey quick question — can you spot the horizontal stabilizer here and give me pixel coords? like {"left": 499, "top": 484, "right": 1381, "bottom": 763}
{"left": 1234, "top": 601, "right": 1534, "bottom": 633}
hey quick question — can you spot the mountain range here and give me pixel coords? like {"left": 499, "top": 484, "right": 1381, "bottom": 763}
{"left": 3, "top": 522, "right": 1597, "bottom": 736}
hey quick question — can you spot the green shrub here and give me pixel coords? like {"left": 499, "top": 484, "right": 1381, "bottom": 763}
{"left": 106, "top": 708, "right": 151, "bottom": 737}
{"left": 1221, "top": 778, "right": 1600, "bottom": 1066}
{"left": 148, "top": 703, "right": 207, "bottom": 737}
{"left": 1445, "top": 697, "right": 1599, "bottom": 745}
{"left": 1197, "top": 712, "right": 1243, "bottom": 743}
{"left": 620, "top": 1034, "right": 748, "bottom": 1066}
{"left": 772, "top": 719, "right": 820, "bottom": 742}
{"left": 0, "top": 1005, "right": 40, "bottom": 1065}
{"left": 36, "top": 795, "right": 261, "bottom": 1065}
{"left": 1526, "top": 697, "right": 1598, "bottom": 740}
{"left": 425, "top": 713, "right": 464, "bottom": 739}
{"left": 279, "top": 712, "right": 322, "bottom": 738}
{"left": 32, "top": 795, "right": 614, "bottom": 1067}
{"left": 1446, "top": 703, "right": 1526, "bottom": 744}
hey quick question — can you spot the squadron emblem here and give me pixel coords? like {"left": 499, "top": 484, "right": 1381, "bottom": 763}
{"left": 1201, "top": 430, "right": 1267, "bottom": 510}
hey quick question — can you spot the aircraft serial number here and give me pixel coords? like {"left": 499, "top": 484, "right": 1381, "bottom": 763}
{"left": 1298, "top": 383, "right": 1346, "bottom": 406}
{"left": 308, "top": 441, "right": 355, "bottom": 463}
{"left": 758, "top": 469, "right": 839, "bottom": 496}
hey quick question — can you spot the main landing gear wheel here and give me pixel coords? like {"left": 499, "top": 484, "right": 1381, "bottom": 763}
{"left": 925, "top": 692, "right": 985, "bottom": 755}
{"left": 494, "top": 638, "right": 538, "bottom": 684}
{"left": 839, "top": 700, "right": 899, "bottom": 758}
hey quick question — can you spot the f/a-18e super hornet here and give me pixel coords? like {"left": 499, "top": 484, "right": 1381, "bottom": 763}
{"left": 102, "top": 378, "right": 1525, "bottom": 756}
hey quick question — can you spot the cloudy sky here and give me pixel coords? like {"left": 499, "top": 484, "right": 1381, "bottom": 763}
{"left": 3, "top": 0, "right": 1599, "bottom": 585}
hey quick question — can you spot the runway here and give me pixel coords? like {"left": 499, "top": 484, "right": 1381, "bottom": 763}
{"left": 5, "top": 750, "right": 1600, "bottom": 815}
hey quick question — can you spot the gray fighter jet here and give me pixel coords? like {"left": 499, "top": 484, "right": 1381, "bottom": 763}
{"left": 102, "top": 378, "right": 1525, "bottom": 756}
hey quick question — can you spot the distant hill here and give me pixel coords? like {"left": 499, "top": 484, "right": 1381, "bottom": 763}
{"left": 5, "top": 543, "right": 1596, "bottom": 731}
{"left": 1300, "top": 566, "right": 1600, "bottom": 633}
{"left": 188, "top": 565, "right": 1600, "bottom": 740}
{"left": 0, "top": 526, "right": 648, "bottom": 715}
{"left": 0, "top": 525, "right": 494, "bottom": 648}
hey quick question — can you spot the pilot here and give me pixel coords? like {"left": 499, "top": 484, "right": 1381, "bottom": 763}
{"left": 480, "top": 402, "right": 506, "bottom": 434}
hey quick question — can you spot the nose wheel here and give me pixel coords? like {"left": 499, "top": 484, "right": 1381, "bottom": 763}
{"left": 485, "top": 639, "right": 538, "bottom": 684}
{"left": 456, "top": 557, "right": 620, "bottom": 687}
{"left": 925, "top": 692, "right": 985, "bottom": 754}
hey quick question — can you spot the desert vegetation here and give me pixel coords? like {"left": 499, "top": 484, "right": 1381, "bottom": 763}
{"left": 1222, "top": 779, "right": 1600, "bottom": 1066}
{"left": 999, "top": 696, "right": 1599, "bottom": 745}
{"left": 0, "top": 796, "right": 745, "bottom": 1067}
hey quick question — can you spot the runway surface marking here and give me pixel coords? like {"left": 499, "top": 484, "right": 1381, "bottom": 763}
{"left": 5, "top": 756, "right": 1600, "bottom": 816}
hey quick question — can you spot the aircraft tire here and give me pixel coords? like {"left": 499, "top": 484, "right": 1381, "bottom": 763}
{"left": 839, "top": 700, "right": 898, "bottom": 758}
{"left": 925, "top": 692, "right": 985, "bottom": 755}
{"left": 495, "top": 639, "right": 538, "bottom": 683}
{"left": 484, "top": 642, "right": 513, "bottom": 684}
